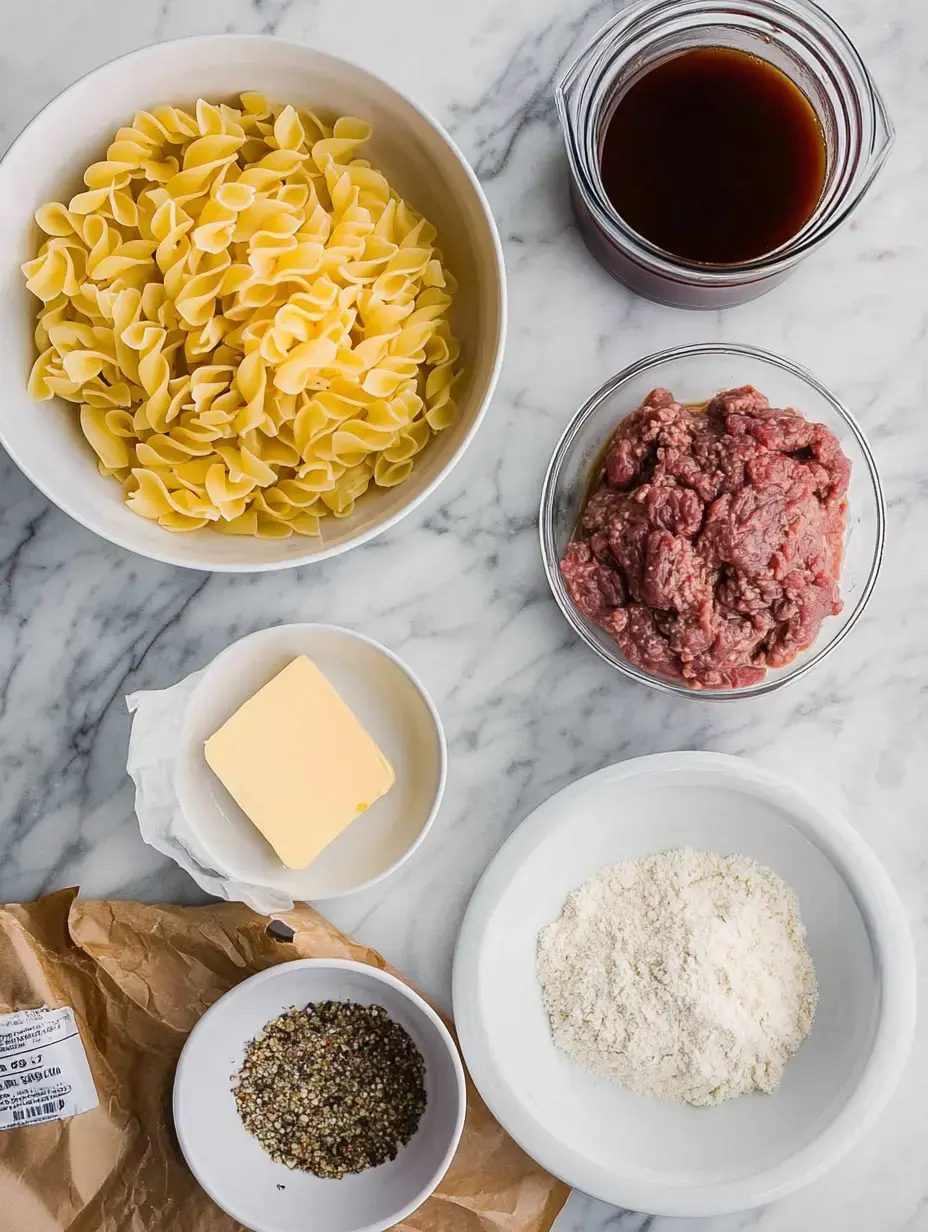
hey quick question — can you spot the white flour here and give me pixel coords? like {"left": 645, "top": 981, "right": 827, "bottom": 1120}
{"left": 536, "top": 848, "right": 818, "bottom": 1106}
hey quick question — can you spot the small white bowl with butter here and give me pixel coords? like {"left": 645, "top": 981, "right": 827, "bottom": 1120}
{"left": 174, "top": 624, "right": 446, "bottom": 900}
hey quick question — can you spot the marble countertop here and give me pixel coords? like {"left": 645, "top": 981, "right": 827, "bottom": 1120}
{"left": 1, "top": 1, "right": 925, "bottom": 1229}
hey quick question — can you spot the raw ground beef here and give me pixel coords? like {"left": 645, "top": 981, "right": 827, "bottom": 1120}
{"left": 560, "top": 386, "right": 850, "bottom": 689}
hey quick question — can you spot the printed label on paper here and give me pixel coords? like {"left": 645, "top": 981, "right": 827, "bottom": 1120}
{"left": 0, "top": 1007, "right": 98, "bottom": 1129}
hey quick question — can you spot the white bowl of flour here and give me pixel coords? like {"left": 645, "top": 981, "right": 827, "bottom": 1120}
{"left": 452, "top": 752, "right": 915, "bottom": 1218}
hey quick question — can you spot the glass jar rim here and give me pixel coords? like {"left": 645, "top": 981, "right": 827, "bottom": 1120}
{"left": 555, "top": 0, "right": 894, "bottom": 282}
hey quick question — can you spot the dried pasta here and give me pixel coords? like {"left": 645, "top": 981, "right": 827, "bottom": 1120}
{"left": 23, "top": 94, "right": 461, "bottom": 537}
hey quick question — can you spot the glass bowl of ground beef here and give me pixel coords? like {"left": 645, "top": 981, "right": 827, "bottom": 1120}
{"left": 540, "top": 344, "right": 884, "bottom": 697}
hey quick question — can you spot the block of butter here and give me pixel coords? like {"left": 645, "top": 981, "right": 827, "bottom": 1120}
{"left": 203, "top": 655, "right": 395, "bottom": 869}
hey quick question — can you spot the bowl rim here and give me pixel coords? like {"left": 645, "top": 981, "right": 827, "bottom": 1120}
{"left": 0, "top": 32, "right": 508, "bottom": 573}
{"left": 451, "top": 751, "right": 917, "bottom": 1217}
{"left": 175, "top": 622, "right": 449, "bottom": 900}
{"left": 173, "top": 957, "right": 468, "bottom": 1232}
{"left": 539, "top": 342, "right": 886, "bottom": 699}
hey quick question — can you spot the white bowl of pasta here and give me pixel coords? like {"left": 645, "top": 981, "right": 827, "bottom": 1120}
{"left": 0, "top": 35, "right": 506, "bottom": 570}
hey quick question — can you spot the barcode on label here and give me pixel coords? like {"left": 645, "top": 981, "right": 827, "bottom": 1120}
{"left": 0, "top": 1008, "right": 98, "bottom": 1131}
{"left": 12, "top": 1099, "right": 65, "bottom": 1122}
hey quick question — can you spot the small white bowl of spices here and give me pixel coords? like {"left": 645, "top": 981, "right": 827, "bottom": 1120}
{"left": 173, "top": 958, "right": 466, "bottom": 1232}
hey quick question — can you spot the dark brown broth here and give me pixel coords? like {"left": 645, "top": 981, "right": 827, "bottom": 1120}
{"left": 599, "top": 47, "right": 827, "bottom": 265}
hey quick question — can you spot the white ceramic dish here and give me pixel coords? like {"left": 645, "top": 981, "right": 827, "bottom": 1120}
{"left": 174, "top": 958, "right": 466, "bottom": 1232}
{"left": 452, "top": 752, "right": 916, "bottom": 1218}
{"left": 175, "top": 623, "right": 446, "bottom": 899}
{"left": 0, "top": 34, "right": 506, "bottom": 571}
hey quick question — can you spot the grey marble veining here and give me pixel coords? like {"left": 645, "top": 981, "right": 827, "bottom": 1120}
{"left": 1, "top": 2, "right": 926, "bottom": 1229}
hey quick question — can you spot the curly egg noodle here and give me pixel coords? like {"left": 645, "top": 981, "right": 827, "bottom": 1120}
{"left": 22, "top": 93, "right": 461, "bottom": 537}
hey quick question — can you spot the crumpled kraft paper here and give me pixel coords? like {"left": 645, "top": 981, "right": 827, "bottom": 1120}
{"left": 0, "top": 890, "right": 569, "bottom": 1232}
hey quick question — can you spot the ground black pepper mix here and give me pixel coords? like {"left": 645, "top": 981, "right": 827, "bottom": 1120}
{"left": 232, "top": 1000, "right": 428, "bottom": 1178}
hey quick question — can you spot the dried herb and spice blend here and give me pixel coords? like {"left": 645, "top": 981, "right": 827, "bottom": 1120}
{"left": 232, "top": 999, "right": 428, "bottom": 1178}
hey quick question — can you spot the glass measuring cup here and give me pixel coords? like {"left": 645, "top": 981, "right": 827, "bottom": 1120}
{"left": 556, "top": 0, "right": 894, "bottom": 309}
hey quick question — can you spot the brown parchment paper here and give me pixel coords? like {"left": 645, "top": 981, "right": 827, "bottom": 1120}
{"left": 0, "top": 889, "right": 568, "bottom": 1232}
